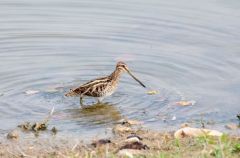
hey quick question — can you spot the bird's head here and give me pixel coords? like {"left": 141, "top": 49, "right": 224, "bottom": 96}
{"left": 116, "top": 61, "right": 129, "bottom": 72}
{"left": 115, "top": 61, "right": 146, "bottom": 88}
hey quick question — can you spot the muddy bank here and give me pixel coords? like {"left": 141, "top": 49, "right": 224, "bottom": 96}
{"left": 1, "top": 122, "right": 240, "bottom": 158}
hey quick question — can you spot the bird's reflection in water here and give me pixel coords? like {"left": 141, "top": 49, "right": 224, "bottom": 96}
{"left": 64, "top": 102, "right": 122, "bottom": 125}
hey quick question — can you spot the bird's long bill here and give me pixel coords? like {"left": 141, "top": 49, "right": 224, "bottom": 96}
{"left": 126, "top": 70, "right": 146, "bottom": 88}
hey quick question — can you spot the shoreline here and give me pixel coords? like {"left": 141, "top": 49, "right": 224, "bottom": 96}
{"left": 1, "top": 120, "right": 240, "bottom": 158}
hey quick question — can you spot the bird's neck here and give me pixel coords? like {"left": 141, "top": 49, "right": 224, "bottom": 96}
{"left": 110, "top": 68, "right": 123, "bottom": 81}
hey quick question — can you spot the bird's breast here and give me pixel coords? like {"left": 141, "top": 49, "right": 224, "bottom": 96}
{"left": 100, "top": 82, "right": 118, "bottom": 97}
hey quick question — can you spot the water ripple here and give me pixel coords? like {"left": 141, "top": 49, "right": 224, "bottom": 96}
{"left": 0, "top": 0, "right": 240, "bottom": 136}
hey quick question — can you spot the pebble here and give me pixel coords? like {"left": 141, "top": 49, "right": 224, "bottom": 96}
{"left": 174, "top": 127, "right": 223, "bottom": 139}
{"left": 127, "top": 135, "right": 142, "bottom": 140}
{"left": 125, "top": 136, "right": 141, "bottom": 143}
{"left": 7, "top": 130, "right": 19, "bottom": 140}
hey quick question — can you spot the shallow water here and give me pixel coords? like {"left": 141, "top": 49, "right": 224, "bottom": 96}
{"left": 0, "top": 0, "right": 240, "bottom": 138}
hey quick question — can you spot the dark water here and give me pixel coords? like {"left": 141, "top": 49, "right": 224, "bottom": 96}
{"left": 1, "top": 0, "right": 240, "bottom": 139}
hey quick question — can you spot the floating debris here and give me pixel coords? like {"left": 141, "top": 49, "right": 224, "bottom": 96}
{"left": 18, "top": 122, "right": 32, "bottom": 130}
{"left": 171, "top": 115, "right": 176, "bottom": 121}
{"left": 32, "top": 122, "right": 47, "bottom": 132}
{"left": 225, "top": 124, "right": 239, "bottom": 130}
{"left": 119, "top": 142, "right": 149, "bottom": 150}
{"left": 91, "top": 139, "right": 111, "bottom": 147}
{"left": 175, "top": 100, "right": 196, "bottom": 106}
{"left": 25, "top": 90, "right": 39, "bottom": 95}
{"left": 18, "top": 107, "right": 55, "bottom": 133}
{"left": 51, "top": 127, "right": 57, "bottom": 134}
{"left": 7, "top": 130, "right": 19, "bottom": 140}
{"left": 146, "top": 90, "right": 159, "bottom": 95}
{"left": 174, "top": 127, "right": 223, "bottom": 139}
{"left": 18, "top": 121, "right": 47, "bottom": 132}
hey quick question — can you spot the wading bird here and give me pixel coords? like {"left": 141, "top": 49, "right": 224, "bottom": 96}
{"left": 65, "top": 61, "right": 146, "bottom": 105}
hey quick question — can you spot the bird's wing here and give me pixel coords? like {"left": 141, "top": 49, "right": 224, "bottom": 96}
{"left": 80, "top": 77, "right": 110, "bottom": 97}
{"left": 65, "top": 76, "right": 111, "bottom": 97}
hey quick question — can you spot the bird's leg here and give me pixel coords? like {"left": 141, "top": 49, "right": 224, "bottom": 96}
{"left": 80, "top": 96, "right": 84, "bottom": 106}
{"left": 97, "top": 97, "right": 103, "bottom": 104}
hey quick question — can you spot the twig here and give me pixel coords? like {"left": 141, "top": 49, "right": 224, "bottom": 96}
{"left": 43, "top": 106, "right": 55, "bottom": 124}
{"left": 71, "top": 140, "right": 79, "bottom": 151}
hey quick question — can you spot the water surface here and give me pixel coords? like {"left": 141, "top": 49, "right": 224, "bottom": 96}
{"left": 1, "top": 0, "right": 240, "bottom": 138}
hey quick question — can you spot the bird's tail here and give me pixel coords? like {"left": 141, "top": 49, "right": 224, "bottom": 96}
{"left": 65, "top": 89, "right": 79, "bottom": 97}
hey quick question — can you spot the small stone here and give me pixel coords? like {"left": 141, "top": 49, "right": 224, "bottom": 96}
{"left": 125, "top": 137, "right": 140, "bottom": 143}
{"left": 174, "top": 127, "right": 223, "bottom": 139}
{"left": 127, "top": 135, "right": 142, "bottom": 140}
{"left": 126, "top": 135, "right": 143, "bottom": 143}
{"left": 7, "top": 130, "right": 19, "bottom": 140}
{"left": 225, "top": 124, "right": 238, "bottom": 130}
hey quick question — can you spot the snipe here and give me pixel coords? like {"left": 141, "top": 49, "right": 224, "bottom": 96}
{"left": 65, "top": 61, "right": 146, "bottom": 105}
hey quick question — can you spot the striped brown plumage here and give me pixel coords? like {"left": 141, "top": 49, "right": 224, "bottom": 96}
{"left": 65, "top": 61, "right": 146, "bottom": 105}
